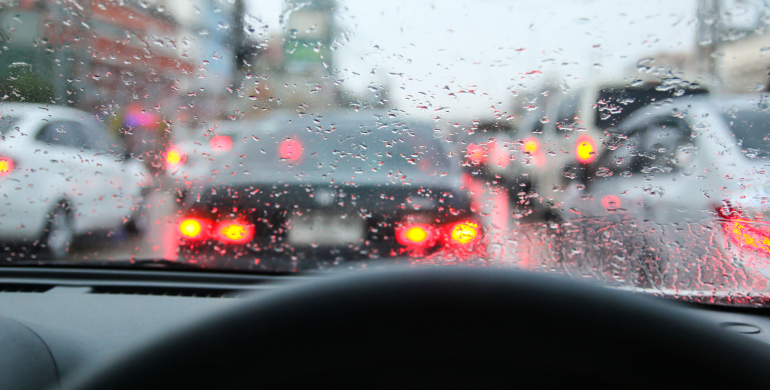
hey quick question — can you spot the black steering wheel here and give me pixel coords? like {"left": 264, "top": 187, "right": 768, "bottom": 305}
{"left": 64, "top": 268, "right": 770, "bottom": 389}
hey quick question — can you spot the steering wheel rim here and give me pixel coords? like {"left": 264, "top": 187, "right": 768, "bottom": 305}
{"left": 63, "top": 267, "right": 770, "bottom": 389}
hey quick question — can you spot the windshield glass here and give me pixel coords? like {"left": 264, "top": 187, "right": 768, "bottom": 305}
{"left": 4, "top": 0, "right": 770, "bottom": 307}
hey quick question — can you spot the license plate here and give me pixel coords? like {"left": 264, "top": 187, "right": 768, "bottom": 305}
{"left": 288, "top": 212, "right": 365, "bottom": 246}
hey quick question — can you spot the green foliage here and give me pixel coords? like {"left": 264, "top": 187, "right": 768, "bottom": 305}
{"left": 0, "top": 70, "right": 54, "bottom": 103}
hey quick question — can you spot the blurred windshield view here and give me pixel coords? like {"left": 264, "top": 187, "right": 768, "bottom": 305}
{"left": 3, "top": 0, "right": 770, "bottom": 304}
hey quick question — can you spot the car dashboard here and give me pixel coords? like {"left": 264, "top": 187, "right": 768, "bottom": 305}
{"left": 2, "top": 266, "right": 770, "bottom": 390}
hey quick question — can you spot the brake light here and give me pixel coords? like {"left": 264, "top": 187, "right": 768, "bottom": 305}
{"left": 715, "top": 201, "right": 770, "bottom": 255}
{"left": 215, "top": 220, "right": 255, "bottom": 244}
{"left": 449, "top": 221, "right": 480, "bottom": 245}
{"left": 166, "top": 147, "right": 184, "bottom": 167}
{"left": 178, "top": 218, "right": 210, "bottom": 240}
{"left": 522, "top": 137, "right": 540, "bottom": 155}
{"left": 396, "top": 223, "right": 435, "bottom": 247}
{"left": 279, "top": 139, "right": 303, "bottom": 162}
{"left": 210, "top": 135, "right": 232, "bottom": 151}
{"left": 575, "top": 135, "right": 596, "bottom": 164}
{"left": 0, "top": 157, "right": 14, "bottom": 176}
{"left": 466, "top": 143, "right": 486, "bottom": 164}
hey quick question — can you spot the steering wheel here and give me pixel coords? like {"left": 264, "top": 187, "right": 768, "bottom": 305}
{"left": 64, "top": 268, "right": 770, "bottom": 389}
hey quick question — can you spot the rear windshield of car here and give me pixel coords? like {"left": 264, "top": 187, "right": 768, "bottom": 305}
{"left": 720, "top": 109, "right": 770, "bottom": 159}
{"left": 237, "top": 119, "right": 451, "bottom": 175}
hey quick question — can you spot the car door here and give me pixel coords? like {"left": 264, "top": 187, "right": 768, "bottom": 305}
{"left": 36, "top": 120, "right": 106, "bottom": 232}
{"left": 78, "top": 119, "right": 139, "bottom": 228}
{"left": 586, "top": 116, "right": 700, "bottom": 223}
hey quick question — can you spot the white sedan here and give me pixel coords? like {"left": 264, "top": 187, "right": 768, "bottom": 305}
{"left": 0, "top": 103, "right": 151, "bottom": 259}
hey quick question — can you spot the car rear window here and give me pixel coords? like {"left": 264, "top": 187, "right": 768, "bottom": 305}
{"left": 720, "top": 109, "right": 770, "bottom": 159}
{"left": 238, "top": 119, "right": 450, "bottom": 174}
{"left": 0, "top": 116, "right": 18, "bottom": 134}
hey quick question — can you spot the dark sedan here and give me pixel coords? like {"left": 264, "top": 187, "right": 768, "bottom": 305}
{"left": 175, "top": 112, "right": 484, "bottom": 271}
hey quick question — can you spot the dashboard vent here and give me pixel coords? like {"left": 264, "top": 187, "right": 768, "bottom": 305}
{"left": 0, "top": 284, "right": 53, "bottom": 293}
{"left": 89, "top": 285, "right": 248, "bottom": 298}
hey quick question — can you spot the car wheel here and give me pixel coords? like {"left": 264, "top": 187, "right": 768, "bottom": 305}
{"left": 41, "top": 204, "right": 73, "bottom": 260}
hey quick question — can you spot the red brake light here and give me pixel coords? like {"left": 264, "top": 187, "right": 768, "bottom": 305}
{"left": 575, "top": 136, "right": 596, "bottom": 164}
{"left": 178, "top": 218, "right": 210, "bottom": 240}
{"left": 0, "top": 157, "right": 14, "bottom": 176}
{"left": 396, "top": 223, "right": 435, "bottom": 247}
{"left": 279, "top": 139, "right": 303, "bottom": 162}
{"left": 210, "top": 135, "right": 232, "bottom": 151}
{"left": 522, "top": 137, "right": 540, "bottom": 155}
{"left": 166, "top": 147, "right": 184, "bottom": 167}
{"left": 215, "top": 220, "right": 255, "bottom": 244}
{"left": 448, "top": 221, "right": 480, "bottom": 245}
{"left": 466, "top": 143, "right": 486, "bottom": 164}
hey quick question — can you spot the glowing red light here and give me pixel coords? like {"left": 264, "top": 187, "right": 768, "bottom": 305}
{"left": 601, "top": 195, "right": 621, "bottom": 210}
{"left": 166, "top": 147, "right": 184, "bottom": 167}
{"left": 178, "top": 218, "right": 211, "bottom": 240}
{"left": 215, "top": 220, "right": 255, "bottom": 244}
{"left": 396, "top": 223, "right": 435, "bottom": 247}
{"left": 279, "top": 139, "right": 303, "bottom": 162}
{"left": 210, "top": 135, "right": 233, "bottom": 151}
{"left": 0, "top": 157, "right": 14, "bottom": 176}
{"left": 487, "top": 141, "right": 510, "bottom": 168}
{"left": 448, "top": 221, "right": 480, "bottom": 245}
{"left": 466, "top": 143, "right": 487, "bottom": 164}
{"left": 575, "top": 135, "right": 597, "bottom": 164}
{"left": 522, "top": 137, "right": 540, "bottom": 155}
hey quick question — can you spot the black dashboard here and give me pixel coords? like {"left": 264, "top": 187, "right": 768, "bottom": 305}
{"left": 3, "top": 267, "right": 770, "bottom": 389}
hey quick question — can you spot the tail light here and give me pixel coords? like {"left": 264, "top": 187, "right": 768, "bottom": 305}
{"left": 448, "top": 221, "right": 480, "bottom": 245}
{"left": 0, "top": 157, "right": 14, "bottom": 176}
{"left": 396, "top": 220, "right": 482, "bottom": 249}
{"left": 715, "top": 201, "right": 770, "bottom": 254}
{"left": 396, "top": 223, "right": 436, "bottom": 247}
{"left": 166, "top": 147, "right": 185, "bottom": 167}
{"left": 215, "top": 220, "right": 255, "bottom": 244}
{"left": 279, "top": 139, "right": 303, "bottom": 162}
{"left": 178, "top": 218, "right": 211, "bottom": 240}
{"left": 522, "top": 137, "right": 540, "bottom": 155}
{"left": 210, "top": 135, "right": 232, "bottom": 152}
{"left": 575, "top": 135, "right": 596, "bottom": 164}
{"left": 466, "top": 142, "right": 486, "bottom": 164}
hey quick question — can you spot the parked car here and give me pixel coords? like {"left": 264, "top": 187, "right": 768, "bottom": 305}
{"left": 176, "top": 112, "right": 484, "bottom": 271}
{"left": 0, "top": 103, "right": 151, "bottom": 259}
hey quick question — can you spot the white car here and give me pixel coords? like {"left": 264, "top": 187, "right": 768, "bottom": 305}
{"left": 486, "top": 82, "right": 708, "bottom": 218}
{"left": 164, "top": 121, "right": 252, "bottom": 201}
{"left": 559, "top": 93, "right": 770, "bottom": 224}
{"left": 0, "top": 103, "right": 151, "bottom": 259}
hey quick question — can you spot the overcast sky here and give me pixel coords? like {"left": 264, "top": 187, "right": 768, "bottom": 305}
{"left": 245, "top": 0, "right": 698, "bottom": 120}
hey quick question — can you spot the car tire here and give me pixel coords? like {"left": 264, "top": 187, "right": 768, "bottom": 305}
{"left": 40, "top": 204, "right": 74, "bottom": 260}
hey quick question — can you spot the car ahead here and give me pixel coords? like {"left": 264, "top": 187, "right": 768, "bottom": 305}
{"left": 553, "top": 94, "right": 770, "bottom": 291}
{"left": 164, "top": 122, "right": 249, "bottom": 202}
{"left": 175, "top": 112, "right": 484, "bottom": 271}
{"left": 485, "top": 81, "right": 709, "bottom": 219}
{"left": 0, "top": 103, "right": 150, "bottom": 259}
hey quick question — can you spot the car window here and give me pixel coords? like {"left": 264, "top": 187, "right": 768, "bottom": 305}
{"left": 80, "top": 122, "right": 127, "bottom": 156}
{"left": 719, "top": 109, "right": 770, "bottom": 159}
{"left": 0, "top": 116, "right": 18, "bottom": 134}
{"left": 36, "top": 121, "right": 87, "bottom": 148}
